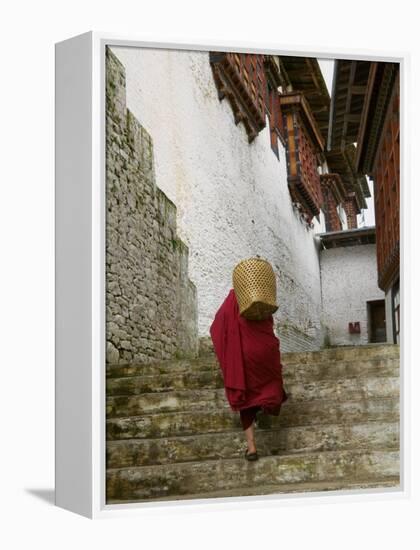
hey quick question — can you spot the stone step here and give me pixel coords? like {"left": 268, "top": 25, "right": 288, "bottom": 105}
{"left": 106, "top": 344, "right": 399, "bottom": 378}
{"left": 284, "top": 357, "right": 399, "bottom": 382}
{"left": 106, "top": 448, "right": 399, "bottom": 502}
{"left": 106, "top": 420, "right": 399, "bottom": 468}
{"left": 107, "top": 477, "right": 401, "bottom": 504}
{"left": 106, "top": 376, "right": 399, "bottom": 418}
{"left": 106, "top": 357, "right": 216, "bottom": 379}
{"left": 106, "top": 369, "right": 222, "bottom": 396}
{"left": 106, "top": 396, "right": 399, "bottom": 440}
{"left": 199, "top": 341, "right": 399, "bottom": 363}
{"left": 106, "top": 357, "right": 399, "bottom": 396}
{"left": 107, "top": 353, "right": 399, "bottom": 382}
{"left": 280, "top": 343, "right": 399, "bottom": 364}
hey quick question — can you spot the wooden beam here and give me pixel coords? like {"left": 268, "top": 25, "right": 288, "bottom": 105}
{"left": 285, "top": 69, "right": 314, "bottom": 79}
{"left": 344, "top": 113, "right": 361, "bottom": 123}
{"left": 312, "top": 105, "right": 329, "bottom": 114}
{"left": 350, "top": 85, "right": 367, "bottom": 95}
{"left": 305, "top": 58, "right": 322, "bottom": 92}
{"left": 341, "top": 61, "right": 357, "bottom": 149}
{"left": 355, "top": 62, "right": 378, "bottom": 172}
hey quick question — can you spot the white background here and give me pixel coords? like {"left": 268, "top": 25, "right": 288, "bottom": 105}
{"left": 0, "top": 0, "right": 418, "bottom": 547}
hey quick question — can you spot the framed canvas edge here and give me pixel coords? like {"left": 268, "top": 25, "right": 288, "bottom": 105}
{"left": 56, "top": 30, "right": 410, "bottom": 519}
{"left": 55, "top": 31, "right": 94, "bottom": 519}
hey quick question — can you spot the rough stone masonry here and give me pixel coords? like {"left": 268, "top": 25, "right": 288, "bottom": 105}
{"left": 106, "top": 48, "right": 198, "bottom": 365}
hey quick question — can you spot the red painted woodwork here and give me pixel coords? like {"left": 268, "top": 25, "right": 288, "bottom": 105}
{"left": 343, "top": 193, "right": 359, "bottom": 229}
{"left": 209, "top": 52, "right": 267, "bottom": 142}
{"left": 372, "top": 77, "right": 399, "bottom": 291}
{"left": 267, "top": 82, "right": 282, "bottom": 157}
{"left": 321, "top": 175, "right": 344, "bottom": 232}
{"left": 280, "top": 92, "right": 324, "bottom": 220}
{"left": 264, "top": 56, "right": 285, "bottom": 157}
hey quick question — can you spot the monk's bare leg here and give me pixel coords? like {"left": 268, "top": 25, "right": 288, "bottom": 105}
{"left": 244, "top": 421, "right": 257, "bottom": 453}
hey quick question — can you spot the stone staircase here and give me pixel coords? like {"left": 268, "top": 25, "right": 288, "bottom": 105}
{"left": 106, "top": 343, "right": 400, "bottom": 503}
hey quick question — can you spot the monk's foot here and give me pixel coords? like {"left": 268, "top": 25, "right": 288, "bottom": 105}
{"left": 245, "top": 448, "right": 259, "bottom": 461}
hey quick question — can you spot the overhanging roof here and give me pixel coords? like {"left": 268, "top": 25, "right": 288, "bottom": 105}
{"left": 327, "top": 60, "right": 371, "bottom": 152}
{"left": 280, "top": 56, "right": 370, "bottom": 207}
{"left": 317, "top": 226, "right": 376, "bottom": 248}
{"left": 280, "top": 56, "right": 331, "bottom": 141}
{"left": 328, "top": 60, "right": 399, "bottom": 175}
{"left": 325, "top": 144, "right": 370, "bottom": 210}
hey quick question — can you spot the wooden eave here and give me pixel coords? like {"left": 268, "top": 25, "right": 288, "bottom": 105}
{"left": 318, "top": 226, "right": 376, "bottom": 248}
{"left": 328, "top": 59, "right": 399, "bottom": 177}
{"left": 280, "top": 56, "right": 331, "bottom": 141}
{"left": 355, "top": 62, "right": 399, "bottom": 174}
{"left": 279, "top": 91, "right": 325, "bottom": 152}
{"left": 343, "top": 143, "right": 371, "bottom": 200}
{"left": 280, "top": 56, "right": 369, "bottom": 209}
{"left": 209, "top": 52, "right": 266, "bottom": 143}
{"left": 327, "top": 60, "right": 371, "bottom": 152}
{"left": 277, "top": 58, "right": 292, "bottom": 90}
{"left": 325, "top": 145, "right": 370, "bottom": 210}
{"left": 320, "top": 173, "right": 347, "bottom": 205}
{"left": 264, "top": 56, "right": 286, "bottom": 89}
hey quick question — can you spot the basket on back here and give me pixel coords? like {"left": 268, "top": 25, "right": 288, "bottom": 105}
{"left": 232, "top": 257, "right": 278, "bottom": 320}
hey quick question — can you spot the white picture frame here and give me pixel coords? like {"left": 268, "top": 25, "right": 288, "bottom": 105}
{"left": 55, "top": 31, "right": 409, "bottom": 519}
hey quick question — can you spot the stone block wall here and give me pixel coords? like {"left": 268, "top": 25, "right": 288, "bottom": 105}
{"left": 106, "top": 48, "right": 198, "bottom": 364}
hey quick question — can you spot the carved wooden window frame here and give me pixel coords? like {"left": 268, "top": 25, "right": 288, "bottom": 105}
{"left": 209, "top": 52, "right": 266, "bottom": 143}
{"left": 280, "top": 92, "right": 325, "bottom": 221}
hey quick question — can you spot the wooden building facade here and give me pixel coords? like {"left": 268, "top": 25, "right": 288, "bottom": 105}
{"left": 209, "top": 53, "right": 370, "bottom": 230}
{"left": 329, "top": 60, "right": 400, "bottom": 343}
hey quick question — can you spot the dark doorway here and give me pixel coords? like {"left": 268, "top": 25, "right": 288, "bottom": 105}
{"left": 368, "top": 300, "right": 386, "bottom": 343}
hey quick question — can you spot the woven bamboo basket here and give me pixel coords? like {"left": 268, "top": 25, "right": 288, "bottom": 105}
{"left": 232, "top": 256, "right": 278, "bottom": 320}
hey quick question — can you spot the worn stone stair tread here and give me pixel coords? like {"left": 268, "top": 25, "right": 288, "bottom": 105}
{"left": 106, "top": 376, "right": 399, "bottom": 418}
{"left": 107, "top": 393, "right": 399, "bottom": 421}
{"left": 107, "top": 376, "right": 399, "bottom": 403}
{"left": 106, "top": 343, "right": 400, "bottom": 379}
{"left": 106, "top": 395, "right": 400, "bottom": 440}
{"left": 106, "top": 420, "right": 399, "bottom": 467}
{"left": 107, "top": 446, "right": 399, "bottom": 472}
{"left": 107, "top": 418, "right": 399, "bottom": 443}
{"left": 106, "top": 358, "right": 218, "bottom": 379}
{"left": 106, "top": 448, "right": 399, "bottom": 501}
{"left": 201, "top": 343, "right": 399, "bottom": 362}
{"left": 106, "top": 355, "right": 399, "bottom": 382}
{"left": 264, "top": 344, "right": 399, "bottom": 364}
{"left": 107, "top": 477, "right": 401, "bottom": 504}
{"left": 106, "top": 369, "right": 222, "bottom": 395}
{"left": 106, "top": 358, "right": 399, "bottom": 397}
{"left": 106, "top": 344, "right": 400, "bottom": 502}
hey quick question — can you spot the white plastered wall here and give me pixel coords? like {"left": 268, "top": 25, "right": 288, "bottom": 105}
{"left": 111, "top": 46, "right": 326, "bottom": 351}
{"left": 320, "top": 243, "right": 385, "bottom": 346}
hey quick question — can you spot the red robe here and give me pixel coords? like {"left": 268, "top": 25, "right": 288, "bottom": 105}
{"left": 209, "top": 288, "right": 288, "bottom": 416}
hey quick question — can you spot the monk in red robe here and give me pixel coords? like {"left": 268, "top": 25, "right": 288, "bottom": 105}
{"left": 209, "top": 288, "right": 288, "bottom": 461}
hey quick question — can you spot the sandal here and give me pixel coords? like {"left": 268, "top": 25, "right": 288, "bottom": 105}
{"left": 244, "top": 448, "right": 259, "bottom": 461}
